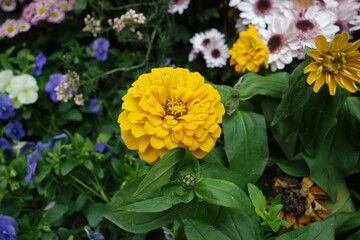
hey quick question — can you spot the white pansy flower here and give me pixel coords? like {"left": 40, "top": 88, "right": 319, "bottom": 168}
{"left": 168, "top": 0, "right": 191, "bottom": 15}
{"left": 0, "top": 70, "right": 13, "bottom": 93}
{"left": 8, "top": 74, "right": 39, "bottom": 106}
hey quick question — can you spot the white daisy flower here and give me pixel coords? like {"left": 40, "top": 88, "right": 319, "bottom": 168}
{"left": 189, "top": 28, "right": 225, "bottom": 52}
{"left": 229, "top": 0, "right": 243, "bottom": 8}
{"left": 0, "top": 70, "right": 13, "bottom": 93}
{"left": 235, "top": 17, "right": 247, "bottom": 33}
{"left": 329, "top": 0, "right": 360, "bottom": 35}
{"left": 238, "top": 0, "right": 282, "bottom": 29}
{"left": 188, "top": 49, "right": 200, "bottom": 62}
{"left": 290, "top": 5, "right": 339, "bottom": 57}
{"left": 349, "top": 15, "right": 360, "bottom": 31}
{"left": 168, "top": 0, "right": 191, "bottom": 15}
{"left": 260, "top": 17, "right": 301, "bottom": 71}
{"left": 314, "top": 0, "right": 338, "bottom": 9}
{"left": 203, "top": 42, "right": 229, "bottom": 68}
{"left": 8, "top": 74, "right": 39, "bottom": 106}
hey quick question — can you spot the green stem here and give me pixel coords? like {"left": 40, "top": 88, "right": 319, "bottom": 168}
{"left": 104, "top": 27, "right": 157, "bottom": 76}
{"left": 92, "top": 176, "right": 110, "bottom": 203}
{"left": 104, "top": 1, "right": 163, "bottom": 10}
{"left": 70, "top": 175, "right": 108, "bottom": 203}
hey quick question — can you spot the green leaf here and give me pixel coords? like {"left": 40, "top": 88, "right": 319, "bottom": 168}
{"left": 64, "top": 109, "right": 83, "bottom": 121}
{"left": 215, "top": 208, "right": 265, "bottom": 240}
{"left": 43, "top": 204, "right": 68, "bottom": 225}
{"left": 75, "top": 193, "right": 87, "bottom": 211}
{"left": 274, "top": 217, "right": 335, "bottom": 240}
{"left": 267, "top": 204, "right": 283, "bottom": 219}
{"left": 247, "top": 183, "right": 266, "bottom": 213}
{"left": 272, "top": 56, "right": 313, "bottom": 125}
{"left": 223, "top": 110, "right": 268, "bottom": 183}
{"left": 238, "top": 72, "right": 290, "bottom": 100}
{"left": 203, "top": 147, "right": 227, "bottom": 166}
{"left": 298, "top": 87, "right": 348, "bottom": 157}
{"left": 60, "top": 159, "right": 78, "bottom": 176}
{"left": 175, "top": 199, "right": 220, "bottom": 225}
{"left": 326, "top": 180, "right": 355, "bottom": 214}
{"left": 182, "top": 215, "right": 232, "bottom": 240}
{"left": 103, "top": 208, "right": 175, "bottom": 234}
{"left": 304, "top": 105, "right": 360, "bottom": 200}
{"left": 335, "top": 212, "right": 360, "bottom": 236}
{"left": 210, "top": 83, "right": 232, "bottom": 108}
{"left": 86, "top": 203, "right": 106, "bottom": 227}
{"left": 134, "top": 147, "right": 185, "bottom": 196}
{"left": 201, "top": 162, "right": 248, "bottom": 189}
{"left": 347, "top": 230, "right": 360, "bottom": 240}
{"left": 194, "top": 178, "right": 256, "bottom": 219}
{"left": 119, "top": 184, "right": 193, "bottom": 213}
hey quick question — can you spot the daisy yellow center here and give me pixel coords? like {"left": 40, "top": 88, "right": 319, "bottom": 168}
{"left": 323, "top": 51, "right": 346, "bottom": 74}
{"left": 163, "top": 99, "right": 187, "bottom": 118}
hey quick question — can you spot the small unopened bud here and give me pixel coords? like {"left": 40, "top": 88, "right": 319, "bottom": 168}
{"left": 181, "top": 174, "right": 195, "bottom": 190}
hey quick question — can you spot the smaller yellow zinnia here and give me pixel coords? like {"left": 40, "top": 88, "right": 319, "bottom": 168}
{"left": 304, "top": 32, "right": 360, "bottom": 95}
{"left": 228, "top": 24, "right": 269, "bottom": 73}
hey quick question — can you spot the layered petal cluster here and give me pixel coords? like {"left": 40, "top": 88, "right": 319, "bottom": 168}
{"left": 304, "top": 32, "right": 360, "bottom": 95}
{"left": 228, "top": 24, "right": 269, "bottom": 73}
{"left": 118, "top": 67, "right": 225, "bottom": 164}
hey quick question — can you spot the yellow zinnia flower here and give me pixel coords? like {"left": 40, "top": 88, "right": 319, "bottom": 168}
{"left": 228, "top": 24, "right": 269, "bottom": 73}
{"left": 304, "top": 32, "right": 360, "bottom": 95}
{"left": 117, "top": 67, "right": 225, "bottom": 165}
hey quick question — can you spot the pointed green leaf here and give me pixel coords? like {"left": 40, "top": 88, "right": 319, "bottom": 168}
{"left": 274, "top": 217, "right": 335, "bottom": 240}
{"left": 215, "top": 208, "right": 265, "bottom": 240}
{"left": 194, "top": 178, "right": 256, "bottom": 219}
{"left": 238, "top": 72, "right": 290, "bottom": 100}
{"left": 182, "top": 215, "right": 232, "bottom": 240}
{"left": 272, "top": 56, "right": 313, "bottom": 125}
{"left": 104, "top": 208, "right": 175, "bottom": 234}
{"left": 247, "top": 183, "right": 266, "bottom": 212}
{"left": 223, "top": 110, "right": 268, "bottom": 183}
{"left": 135, "top": 147, "right": 185, "bottom": 196}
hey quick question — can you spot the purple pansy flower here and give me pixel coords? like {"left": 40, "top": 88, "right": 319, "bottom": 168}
{"left": 4, "top": 120, "right": 25, "bottom": 140}
{"left": 24, "top": 146, "right": 41, "bottom": 182}
{"left": 0, "top": 215, "right": 16, "bottom": 240}
{"left": 19, "top": 142, "right": 36, "bottom": 156}
{"left": 24, "top": 134, "right": 67, "bottom": 182}
{"left": 85, "top": 226, "right": 105, "bottom": 240}
{"left": 46, "top": 133, "right": 68, "bottom": 149}
{"left": 92, "top": 38, "right": 110, "bottom": 61}
{"left": 0, "top": 138, "right": 12, "bottom": 154}
{"left": 0, "top": 95, "right": 16, "bottom": 120}
{"left": 93, "top": 142, "right": 112, "bottom": 154}
{"left": 32, "top": 52, "right": 47, "bottom": 76}
{"left": 88, "top": 96, "right": 103, "bottom": 113}
{"left": 45, "top": 73, "right": 64, "bottom": 102}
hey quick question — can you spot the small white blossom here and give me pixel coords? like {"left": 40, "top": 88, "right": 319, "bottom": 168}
{"left": 0, "top": 70, "right": 13, "bottom": 93}
{"left": 8, "top": 74, "right": 39, "bottom": 106}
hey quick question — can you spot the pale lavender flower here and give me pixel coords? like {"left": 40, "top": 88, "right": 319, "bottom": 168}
{"left": 21, "top": 2, "right": 37, "bottom": 23}
{"left": 93, "top": 142, "right": 112, "bottom": 154}
{"left": 46, "top": 133, "right": 68, "bottom": 149}
{"left": 31, "top": 1, "right": 49, "bottom": 24}
{"left": 47, "top": 6, "right": 65, "bottom": 23}
{"left": 0, "top": 19, "right": 19, "bottom": 38}
{"left": 85, "top": 226, "right": 105, "bottom": 240}
{"left": 92, "top": 38, "right": 110, "bottom": 61}
{"left": 1, "top": 0, "right": 16, "bottom": 12}
{"left": 17, "top": 19, "right": 31, "bottom": 32}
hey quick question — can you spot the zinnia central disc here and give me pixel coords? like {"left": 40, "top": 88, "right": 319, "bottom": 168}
{"left": 323, "top": 52, "right": 346, "bottom": 74}
{"left": 163, "top": 99, "right": 187, "bottom": 118}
